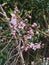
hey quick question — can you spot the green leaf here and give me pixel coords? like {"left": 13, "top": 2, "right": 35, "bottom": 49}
{"left": 8, "top": 8, "right": 14, "bottom": 14}
{"left": 0, "top": 58, "right": 3, "bottom": 65}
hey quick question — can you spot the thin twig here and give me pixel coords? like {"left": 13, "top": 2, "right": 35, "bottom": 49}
{"left": 4, "top": 53, "right": 19, "bottom": 65}
{"left": 9, "top": 45, "right": 19, "bottom": 57}
{"left": 0, "top": 12, "right": 5, "bottom": 16}
{"left": 0, "top": 5, "right": 7, "bottom": 18}
{"left": 1, "top": 36, "right": 13, "bottom": 52}
{"left": 0, "top": 4, "right": 25, "bottom": 65}
{"left": 37, "top": 29, "right": 49, "bottom": 37}
{"left": 10, "top": 55, "right": 20, "bottom": 65}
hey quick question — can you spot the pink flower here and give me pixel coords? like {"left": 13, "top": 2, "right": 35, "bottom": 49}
{"left": 21, "top": 46, "right": 24, "bottom": 50}
{"left": 18, "top": 22, "right": 25, "bottom": 29}
{"left": 41, "top": 44, "right": 44, "bottom": 48}
{"left": 11, "top": 19, "right": 17, "bottom": 25}
{"left": 27, "top": 35, "right": 32, "bottom": 39}
{"left": 33, "top": 23, "right": 37, "bottom": 26}
{"left": 28, "top": 15, "right": 32, "bottom": 19}
{"left": 47, "top": 57, "right": 49, "bottom": 60}
{"left": 23, "top": 35, "right": 28, "bottom": 40}
{"left": 24, "top": 43, "right": 32, "bottom": 51}
{"left": 32, "top": 43, "right": 41, "bottom": 50}
{"left": 23, "top": 34, "right": 32, "bottom": 40}
{"left": 25, "top": 46, "right": 29, "bottom": 51}
{"left": 32, "top": 23, "right": 37, "bottom": 28}
{"left": 11, "top": 14, "right": 17, "bottom": 26}
{"left": 35, "top": 43, "right": 41, "bottom": 49}
{"left": 24, "top": 42, "right": 40, "bottom": 51}
{"left": 25, "top": 43, "right": 34, "bottom": 51}
{"left": 29, "top": 43, "right": 34, "bottom": 48}
{"left": 36, "top": 31, "right": 39, "bottom": 35}
{"left": 33, "top": 45, "right": 37, "bottom": 50}
{"left": 11, "top": 14, "right": 16, "bottom": 18}
{"left": 28, "top": 29, "right": 34, "bottom": 36}
{"left": 14, "top": 6, "right": 20, "bottom": 14}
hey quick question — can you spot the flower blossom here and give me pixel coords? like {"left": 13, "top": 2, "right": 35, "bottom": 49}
{"left": 21, "top": 46, "right": 24, "bottom": 50}
{"left": 28, "top": 15, "right": 32, "bottom": 19}
{"left": 47, "top": 57, "right": 49, "bottom": 60}
{"left": 18, "top": 22, "right": 25, "bottom": 29}
{"left": 24, "top": 42, "right": 41, "bottom": 51}
{"left": 32, "top": 23, "right": 37, "bottom": 28}
{"left": 25, "top": 46, "right": 29, "bottom": 51}
{"left": 10, "top": 14, "right": 17, "bottom": 26}
{"left": 36, "top": 31, "right": 39, "bottom": 35}
{"left": 28, "top": 29, "right": 34, "bottom": 36}
{"left": 14, "top": 6, "right": 20, "bottom": 14}
{"left": 35, "top": 43, "right": 41, "bottom": 49}
{"left": 23, "top": 34, "right": 32, "bottom": 40}
{"left": 32, "top": 43, "right": 41, "bottom": 50}
{"left": 25, "top": 42, "right": 34, "bottom": 51}
{"left": 32, "top": 45, "right": 37, "bottom": 50}
{"left": 29, "top": 42, "right": 34, "bottom": 48}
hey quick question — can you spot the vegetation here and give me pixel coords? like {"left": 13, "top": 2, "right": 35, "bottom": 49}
{"left": 0, "top": 0, "right": 49, "bottom": 65}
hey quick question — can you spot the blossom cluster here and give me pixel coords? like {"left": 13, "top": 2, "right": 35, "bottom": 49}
{"left": 21, "top": 42, "right": 41, "bottom": 51}
{"left": 10, "top": 6, "right": 41, "bottom": 52}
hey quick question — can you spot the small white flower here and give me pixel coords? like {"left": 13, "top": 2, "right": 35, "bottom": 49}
{"left": 29, "top": 43, "right": 34, "bottom": 48}
{"left": 10, "top": 14, "right": 18, "bottom": 26}
{"left": 36, "top": 31, "right": 39, "bottom": 35}
{"left": 10, "top": 19, "right": 17, "bottom": 25}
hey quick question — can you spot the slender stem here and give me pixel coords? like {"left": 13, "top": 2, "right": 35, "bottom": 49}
{"left": 0, "top": 4, "right": 25, "bottom": 65}
{"left": 42, "top": 9, "right": 48, "bottom": 28}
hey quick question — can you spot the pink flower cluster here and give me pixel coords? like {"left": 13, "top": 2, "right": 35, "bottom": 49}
{"left": 10, "top": 13, "right": 26, "bottom": 35}
{"left": 33, "top": 43, "right": 41, "bottom": 50}
{"left": 21, "top": 42, "right": 41, "bottom": 51}
{"left": 24, "top": 42, "right": 41, "bottom": 51}
{"left": 32, "top": 23, "right": 37, "bottom": 28}
{"left": 27, "top": 29, "right": 34, "bottom": 36}
{"left": 10, "top": 7, "right": 41, "bottom": 53}
{"left": 23, "top": 34, "right": 32, "bottom": 40}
